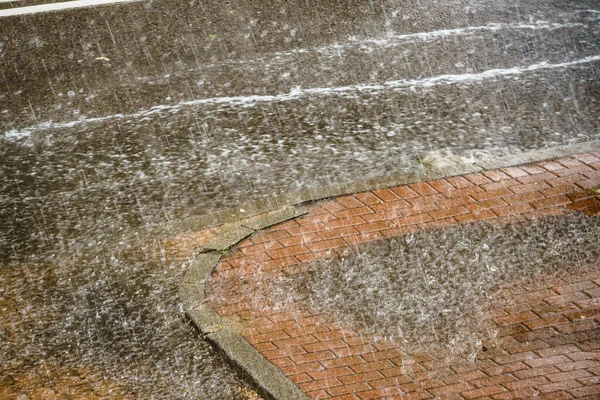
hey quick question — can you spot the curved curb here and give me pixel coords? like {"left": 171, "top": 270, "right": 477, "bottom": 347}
{"left": 179, "top": 209, "right": 311, "bottom": 400}
{"left": 168, "top": 140, "right": 600, "bottom": 237}
{"left": 177, "top": 140, "right": 600, "bottom": 400}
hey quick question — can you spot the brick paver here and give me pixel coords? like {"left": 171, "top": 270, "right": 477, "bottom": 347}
{"left": 206, "top": 154, "right": 600, "bottom": 399}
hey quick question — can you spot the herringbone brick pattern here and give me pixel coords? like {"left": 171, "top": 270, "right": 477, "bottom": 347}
{"left": 206, "top": 153, "right": 600, "bottom": 399}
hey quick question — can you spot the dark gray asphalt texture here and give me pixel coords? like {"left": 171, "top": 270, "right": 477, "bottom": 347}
{"left": 1, "top": 0, "right": 599, "bottom": 398}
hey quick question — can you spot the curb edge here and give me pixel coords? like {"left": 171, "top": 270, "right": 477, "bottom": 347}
{"left": 178, "top": 140, "right": 600, "bottom": 400}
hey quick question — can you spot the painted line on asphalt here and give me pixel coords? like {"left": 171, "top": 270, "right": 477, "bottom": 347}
{"left": 133, "top": 10, "right": 600, "bottom": 82}
{"left": 283, "top": 19, "right": 594, "bottom": 55}
{"left": 4, "top": 54, "right": 600, "bottom": 140}
{"left": 0, "top": 0, "right": 144, "bottom": 17}
{"left": 135, "top": 12, "right": 599, "bottom": 83}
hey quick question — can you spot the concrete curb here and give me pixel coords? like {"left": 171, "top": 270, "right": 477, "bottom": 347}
{"left": 169, "top": 140, "right": 600, "bottom": 237}
{"left": 177, "top": 140, "right": 600, "bottom": 400}
{"left": 179, "top": 209, "right": 311, "bottom": 400}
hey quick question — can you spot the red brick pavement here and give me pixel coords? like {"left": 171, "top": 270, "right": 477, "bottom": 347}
{"left": 206, "top": 153, "right": 600, "bottom": 400}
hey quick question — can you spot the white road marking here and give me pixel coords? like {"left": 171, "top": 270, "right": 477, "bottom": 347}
{"left": 269, "top": 10, "right": 599, "bottom": 59}
{"left": 135, "top": 10, "right": 599, "bottom": 82}
{"left": 4, "top": 54, "right": 600, "bottom": 141}
{"left": 0, "top": 0, "right": 26, "bottom": 3}
{"left": 0, "top": 0, "right": 144, "bottom": 17}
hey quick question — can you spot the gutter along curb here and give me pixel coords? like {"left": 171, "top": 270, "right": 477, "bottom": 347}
{"left": 177, "top": 140, "right": 600, "bottom": 400}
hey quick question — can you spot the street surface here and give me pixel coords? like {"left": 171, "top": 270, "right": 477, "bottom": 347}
{"left": 1, "top": 0, "right": 599, "bottom": 398}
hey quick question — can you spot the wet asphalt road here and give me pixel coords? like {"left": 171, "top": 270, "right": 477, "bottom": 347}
{"left": 1, "top": 0, "right": 600, "bottom": 398}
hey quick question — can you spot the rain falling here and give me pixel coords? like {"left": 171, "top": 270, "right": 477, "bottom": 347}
{"left": 1, "top": 0, "right": 599, "bottom": 398}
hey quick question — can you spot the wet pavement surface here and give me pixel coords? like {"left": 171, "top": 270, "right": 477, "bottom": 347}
{"left": 1, "top": 0, "right": 600, "bottom": 398}
{"left": 205, "top": 169, "right": 600, "bottom": 399}
{"left": 276, "top": 213, "right": 600, "bottom": 357}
